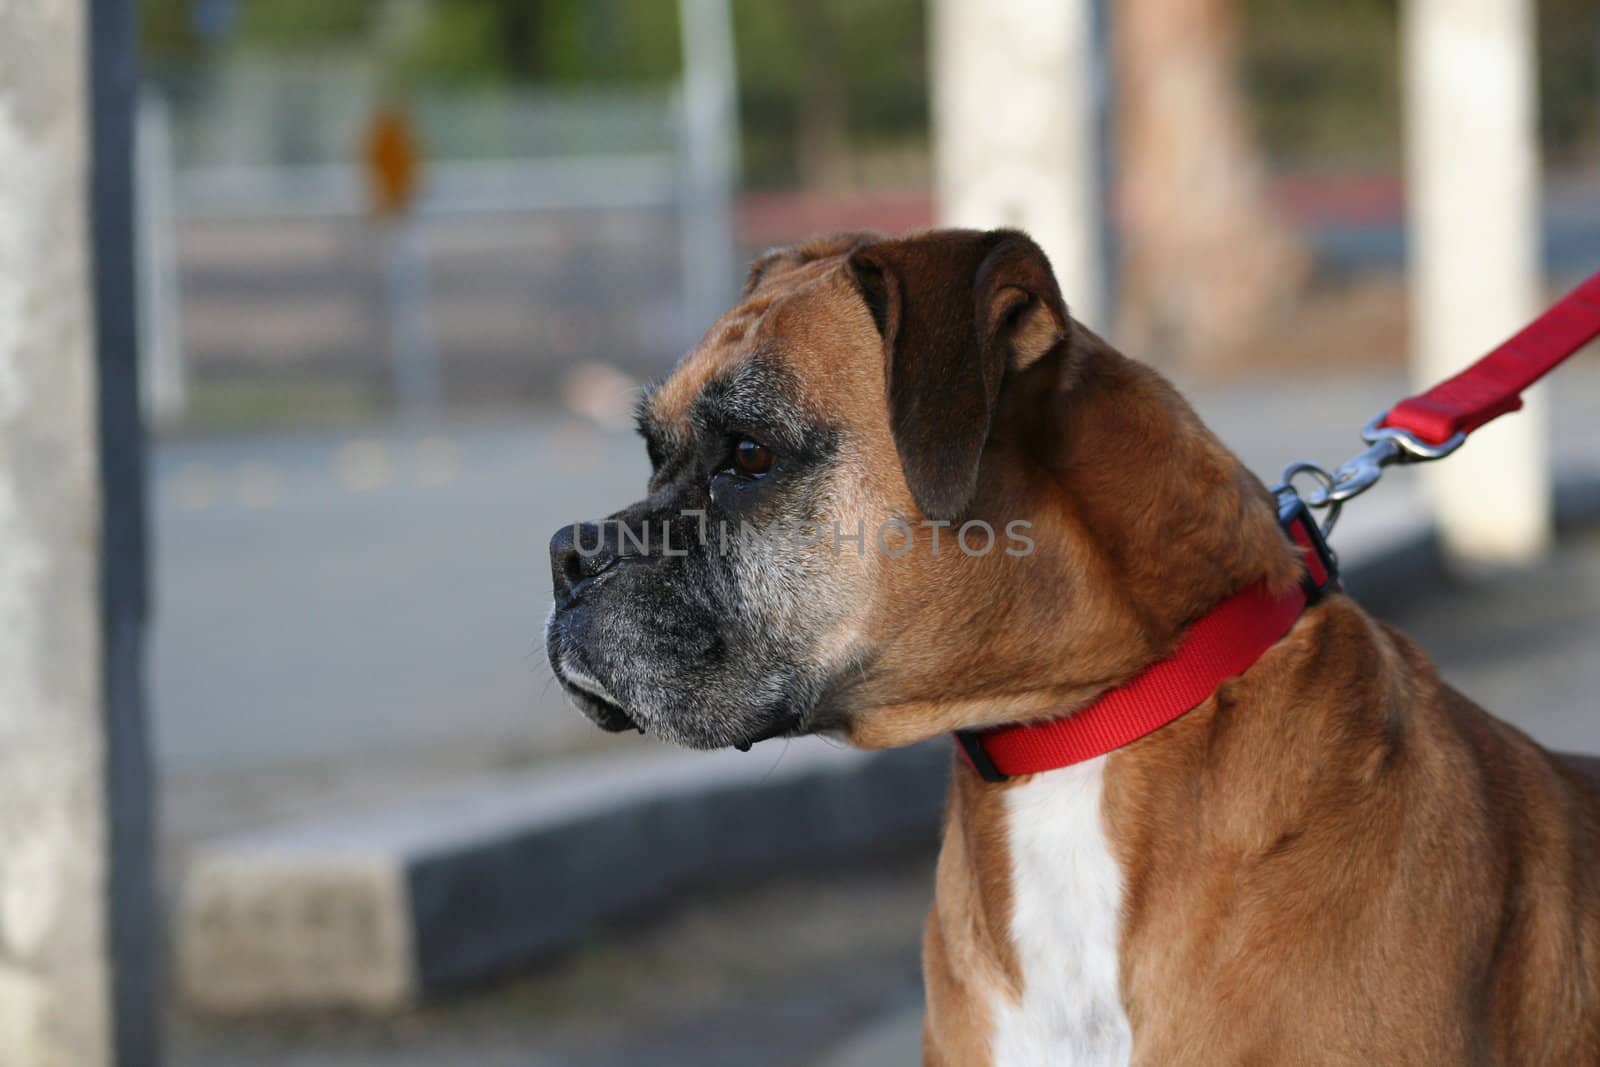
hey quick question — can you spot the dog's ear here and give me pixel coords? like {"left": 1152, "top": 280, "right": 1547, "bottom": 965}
{"left": 744, "top": 231, "right": 883, "bottom": 297}
{"left": 848, "top": 229, "right": 1068, "bottom": 521}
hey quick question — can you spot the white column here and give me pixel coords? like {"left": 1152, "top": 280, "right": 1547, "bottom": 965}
{"left": 0, "top": 2, "right": 115, "bottom": 1065}
{"left": 1404, "top": 0, "right": 1550, "bottom": 567}
{"left": 138, "top": 92, "right": 187, "bottom": 426}
{"left": 931, "top": 0, "right": 1105, "bottom": 329}
{"left": 677, "top": 0, "right": 741, "bottom": 342}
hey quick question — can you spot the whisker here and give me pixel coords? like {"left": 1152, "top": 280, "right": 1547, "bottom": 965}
{"left": 762, "top": 739, "right": 792, "bottom": 781}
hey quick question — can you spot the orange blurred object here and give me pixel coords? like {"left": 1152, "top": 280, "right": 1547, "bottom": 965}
{"left": 364, "top": 106, "right": 421, "bottom": 218}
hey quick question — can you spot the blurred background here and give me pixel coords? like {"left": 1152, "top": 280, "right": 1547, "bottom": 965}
{"left": 67, "top": 0, "right": 1600, "bottom": 1062}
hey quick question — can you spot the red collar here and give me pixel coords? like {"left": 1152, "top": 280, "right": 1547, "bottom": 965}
{"left": 954, "top": 490, "right": 1336, "bottom": 781}
{"left": 953, "top": 267, "right": 1600, "bottom": 780}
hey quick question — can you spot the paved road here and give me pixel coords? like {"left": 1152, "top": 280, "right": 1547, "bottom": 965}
{"left": 151, "top": 415, "right": 654, "bottom": 846}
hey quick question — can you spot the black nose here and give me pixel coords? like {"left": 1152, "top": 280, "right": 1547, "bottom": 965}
{"left": 550, "top": 521, "right": 616, "bottom": 605}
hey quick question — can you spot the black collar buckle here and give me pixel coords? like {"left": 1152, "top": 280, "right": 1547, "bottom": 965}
{"left": 1273, "top": 484, "right": 1339, "bottom": 603}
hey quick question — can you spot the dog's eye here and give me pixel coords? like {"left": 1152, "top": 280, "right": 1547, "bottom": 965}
{"left": 731, "top": 437, "right": 774, "bottom": 477}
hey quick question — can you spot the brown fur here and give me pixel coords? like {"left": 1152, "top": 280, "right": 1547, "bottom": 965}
{"left": 640, "top": 229, "right": 1600, "bottom": 1063}
{"left": 924, "top": 761, "right": 1022, "bottom": 1067}
{"left": 1099, "top": 603, "right": 1600, "bottom": 1063}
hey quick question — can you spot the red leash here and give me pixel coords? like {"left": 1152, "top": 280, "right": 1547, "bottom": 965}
{"left": 957, "top": 270, "right": 1600, "bottom": 781}
{"left": 1384, "top": 271, "right": 1600, "bottom": 446}
{"left": 1296, "top": 269, "right": 1600, "bottom": 529}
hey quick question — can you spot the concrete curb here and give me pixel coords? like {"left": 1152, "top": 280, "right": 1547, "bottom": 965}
{"left": 178, "top": 740, "right": 947, "bottom": 1012}
{"left": 177, "top": 473, "right": 1600, "bottom": 1014}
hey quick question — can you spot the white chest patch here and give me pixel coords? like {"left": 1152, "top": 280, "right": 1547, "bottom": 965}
{"left": 990, "top": 756, "right": 1132, "bottom": 1067}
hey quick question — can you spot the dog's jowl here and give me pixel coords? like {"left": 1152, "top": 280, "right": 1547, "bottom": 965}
{"left": 546, "top": 228, "right": 1600, "bottom": 1065}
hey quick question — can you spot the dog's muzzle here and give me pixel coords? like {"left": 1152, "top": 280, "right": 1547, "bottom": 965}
{"left": 547, "top": 521, "right": 642, "bottom": 732}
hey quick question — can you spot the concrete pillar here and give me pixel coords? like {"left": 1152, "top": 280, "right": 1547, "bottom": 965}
{"left": 0, "top": 1, "right": 156, "bottom": 1064}
{"left": 677, "top": 0, "right": 741, "bottom": 342}
{"left": 1403, "top": 0, "right": 1550, "bottom": 567}
{"left": 137, "top": 93, "right": 187, "bottom": 426}
{"left": 0, "top": 3, "right": 113, "bottom": 1063}
{"left": 931, "top": 0, "right": 1106, "bottom": 329}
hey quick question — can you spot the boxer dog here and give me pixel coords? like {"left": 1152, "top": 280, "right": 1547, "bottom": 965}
{"left": 546, "top": 229, "right": 1600, "bottom": 1064}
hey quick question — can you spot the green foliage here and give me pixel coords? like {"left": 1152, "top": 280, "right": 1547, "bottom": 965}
{"left": 1242, "top": 0, "right": 1401, "bottom": 167}
{"left": 1245, "top": 0, "right": 1598, "bottom": 166}
{"left": 141, "top": 0, "right": 202, "bottom": 58}
{"left": 141, "top": 0, "right": 374, "bottom": 54}
{"left": 404, "top": 0, "right": 927, "bottom": 183}
{"left": 140, "top": 0, "right": 1596, "bottom": 180}
{"left": 403, "top": 0, "right": 681, "bottom": 85}
{"left": 398, "top": 2, "right": 507, "bottom": 82}
{"left": 1540, "top": 0, "right": 1600, "bottom": 161}
{"left": 234, "top": 0, "right": 373, "bottom": 47}
{"left": 732, "top": 0, "right": 927, "bottom": 185}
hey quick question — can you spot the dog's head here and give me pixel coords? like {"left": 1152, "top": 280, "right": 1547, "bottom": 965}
{"left": 545, "top": 229, "right": 1296, "bottom": 751}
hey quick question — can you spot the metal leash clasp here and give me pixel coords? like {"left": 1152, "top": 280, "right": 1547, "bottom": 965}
{"left": 1279, "top": 414, "right": 1467, "bottom": 537}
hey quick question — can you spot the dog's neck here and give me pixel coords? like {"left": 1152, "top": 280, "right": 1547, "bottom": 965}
{"left": 850, "top": 338, "right": 1302, "bottom": 750}
{"left": 921, "top": 340, "right": 1363, "bottom": 1060}
{"left": 1043, "top": 337, "right": 1301, "bottom": 635}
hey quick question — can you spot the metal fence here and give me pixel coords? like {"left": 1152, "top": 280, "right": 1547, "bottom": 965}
{"left": 143, "top": 60, "right": 735, "bottom": 419}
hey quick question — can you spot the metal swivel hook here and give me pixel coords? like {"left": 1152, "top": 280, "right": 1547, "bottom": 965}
{"left": 1280, "top": 415, "right": 1467, "bottom": 537}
